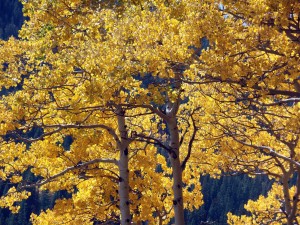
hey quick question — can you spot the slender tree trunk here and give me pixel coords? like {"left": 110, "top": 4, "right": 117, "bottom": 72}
{"left": 117, "top": 107, "right": 131, "bottom": 225}
{"left": 282, "top": 170, "right": 293, "bottom": 225}
{"left": 167, "top": 116, "right": 185, "bottom": 225}
{"left": 289, "top": 168, "right": 300, "bottom": 225}
{"left": 158, "top": 215, "right": 163, "bottom": 225}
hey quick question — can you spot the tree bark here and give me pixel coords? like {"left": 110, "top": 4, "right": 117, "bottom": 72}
{"left": 117, "top": 107, "right": 131, "bottom": 225}
{"left": 282, "top": 171, "right": 293, "bottom": 225}
{"left": 167, "top": 115, "right": 185, "bottom": 225}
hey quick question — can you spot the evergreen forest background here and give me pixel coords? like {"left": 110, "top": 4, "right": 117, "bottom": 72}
{"left": 0, "top": 1, "right": 273, "bottom": 224}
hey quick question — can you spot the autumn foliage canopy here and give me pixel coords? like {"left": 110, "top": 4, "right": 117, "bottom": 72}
{"left": 0, "top": 0, "right": 299, "bottom": 224}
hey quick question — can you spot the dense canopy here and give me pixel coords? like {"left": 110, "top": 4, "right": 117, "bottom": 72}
{"left": 0, "top": 0, "right": 299, "bottom": 224}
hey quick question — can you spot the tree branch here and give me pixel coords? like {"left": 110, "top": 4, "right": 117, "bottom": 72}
{"left": 20, "top": 158, "right": 118, "bottom": 190}
{"left": 135, "top": 133, "right": 177, "bottom": 157}
{"left": 181, "top": 114, "right": 198, "bottom": 170}
{"left": 262, "top": 98, "right": 300, "bottom": 106}
{"left": 115, "top": 103, "right": 169, "bottom": 121}
{"left": 42, "top": 123, "right": 121, "bottom": 146}
{"left": 231, "top": 136, "right": 300, "bottom": 168}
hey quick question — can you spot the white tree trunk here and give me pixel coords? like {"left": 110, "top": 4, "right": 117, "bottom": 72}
{"left": 167, "top": 115, "right": 185, "bottom": 225}
{"left": 117, "top": 108, "right": 131, "bottom": 225}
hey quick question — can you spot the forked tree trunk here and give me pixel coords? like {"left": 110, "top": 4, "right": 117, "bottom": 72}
{"left": 117, "top": 108, "right": 131, "bottom": 225}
